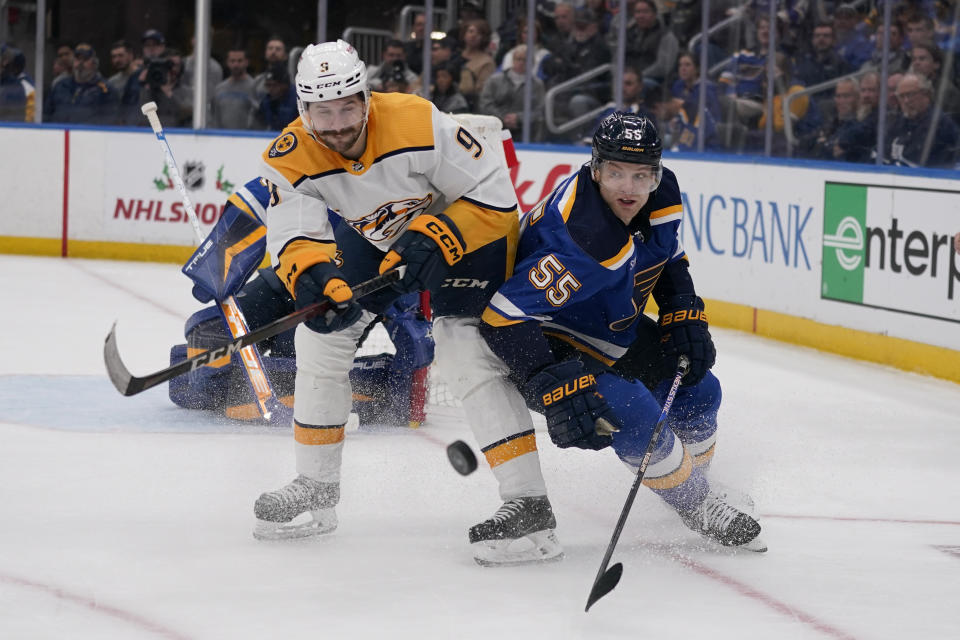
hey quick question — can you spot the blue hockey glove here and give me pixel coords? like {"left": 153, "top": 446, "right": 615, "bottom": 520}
{"left": 294, "top": 262, "right": 363, "bottom": 334}
{"left": 522, "top": 361, "right": 621, "bottom": 451}
{"left": 658, "top": 294, "right": 716, "bottom": 385}
{"left": 182, "top": 205, "right": 266, "bottom": 303}
{"left": 379, "top": 214, "right": 466, "bottom": 294}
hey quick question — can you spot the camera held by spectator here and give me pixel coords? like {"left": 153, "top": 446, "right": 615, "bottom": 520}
{"left": 145, "top": 56, "right": 174, "bottom": 91}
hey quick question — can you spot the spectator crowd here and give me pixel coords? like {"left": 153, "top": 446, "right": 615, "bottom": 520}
{"left": 2, "top": 0, "right": 960, "bottom": 168}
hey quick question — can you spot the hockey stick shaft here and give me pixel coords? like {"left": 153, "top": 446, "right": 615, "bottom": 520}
{"left": 141, "top": 101, "right": 281, "bottom": 419}
{"left": 585, "top": 355, "right": 690, "bottom": 612}
{"left": 104, "top": 269, "right": 402, "bottom": 397}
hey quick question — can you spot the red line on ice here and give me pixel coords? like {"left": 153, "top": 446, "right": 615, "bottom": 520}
{"left": 669, "top": 554, "right": 861, "bottom": 640}
{"left": 0, "top": 570, "right": 192, "bottom": 639}
{"left": 761, "top": 513, "right": 960, "bottom": 526}
{"left": 67, "top": 260, "right": 184, "bottom": 319}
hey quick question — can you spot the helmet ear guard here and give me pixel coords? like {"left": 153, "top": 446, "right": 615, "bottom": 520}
{"left": 591, "top": 112, "right": 663, "bottom": 191}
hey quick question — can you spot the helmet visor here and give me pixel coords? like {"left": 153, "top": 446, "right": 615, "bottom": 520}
{"left": 305, "top": 96, "right": 365, "bottom": 133}
{"left": 595, "top": 160, "right": 662, "bottom": 195}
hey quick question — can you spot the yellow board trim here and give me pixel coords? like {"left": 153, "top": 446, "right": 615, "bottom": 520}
{"left": 0, "top": 236, "right": 273, "bottom": 267}
{"left": 647, "top": 298, "right": 960, "bottom": 384}
{"left": 0, "top": 236, "right": 62, "bottom": 256}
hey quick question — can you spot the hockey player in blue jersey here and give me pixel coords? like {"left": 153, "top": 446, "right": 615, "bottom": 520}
{"left": 478, "top": 113, "right": 764, "bottom": 550}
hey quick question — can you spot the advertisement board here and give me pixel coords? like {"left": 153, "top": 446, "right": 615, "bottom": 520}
{"left": 1, "top": 125, "right": 958, "bottom": 374}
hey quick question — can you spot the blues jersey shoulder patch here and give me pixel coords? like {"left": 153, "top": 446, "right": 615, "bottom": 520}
{"left": 269, "top": 132, "right": 298, "bottom": 158}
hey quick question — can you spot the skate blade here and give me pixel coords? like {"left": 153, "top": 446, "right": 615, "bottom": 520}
{"left": 253, "top": 510, "right": 337, "bottom": 541}
{"left": 739, "top": 536, "right": 767, "bottom": 553}
{"left": 472, "top": 529, "right": 564, "bottom": 567}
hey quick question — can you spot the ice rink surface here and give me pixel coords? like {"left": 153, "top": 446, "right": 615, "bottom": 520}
{"left": 1, "top": 255, "right": 959, "bottom": 640}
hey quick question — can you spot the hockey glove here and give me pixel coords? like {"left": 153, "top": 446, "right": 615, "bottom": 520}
{"left": 658, "top": 294, "right": 716, "bottom": 385}
{"left": 378, "top": 215, "right": 466, "bottom": 294}
{"left": 294, "top": 262, "right": 363, "bottom": 334}
{"left": 522, "top": 361, "right": 622, "bottom": 451}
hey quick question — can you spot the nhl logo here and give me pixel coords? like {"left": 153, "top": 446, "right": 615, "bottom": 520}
{"left": 183, "top": 161, "right": 205, "bottom": 191}
{"left": 352, "top": 162, "right": 364, "bottom": 172}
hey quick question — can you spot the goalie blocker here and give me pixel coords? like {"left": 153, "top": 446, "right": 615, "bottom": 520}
{"left": 169, "top": 269, "right": 434, "bottom": 426}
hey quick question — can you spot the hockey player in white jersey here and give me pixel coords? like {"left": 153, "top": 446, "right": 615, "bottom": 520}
{"left": 252, "top": 40, "right": 561, "bottom": 564}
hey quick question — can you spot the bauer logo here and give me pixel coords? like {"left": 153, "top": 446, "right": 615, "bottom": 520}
{"left": 821, "top": 182, "right": 960, "bottom": 323}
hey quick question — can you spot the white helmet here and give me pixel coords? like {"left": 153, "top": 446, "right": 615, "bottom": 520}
{"left": 295, "top": 40, "right": 369, "bottom": 136}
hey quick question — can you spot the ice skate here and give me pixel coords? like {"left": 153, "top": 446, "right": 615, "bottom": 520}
{"left": 469, "top": 496, "right": 564, "bottom": 566}
{"left": 709, "top": 481, "right": 757, "bottom": 517}
{"left": 680, "top": 490, "right": 766, "bottom": 552}
{"left": 253, "top": 475, "right": 339, "bottom": 541}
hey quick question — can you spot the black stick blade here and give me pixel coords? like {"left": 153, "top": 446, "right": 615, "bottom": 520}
{"left": 104, "top": 323, "right": 138, "bottom": 396}
{"left": 585, "top": 562, "right": 623, "bottom": 612}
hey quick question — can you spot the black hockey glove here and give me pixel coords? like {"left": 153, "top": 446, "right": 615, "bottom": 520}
{"left": 522, "top": 361, "right": 622, "bottom": 451}
{"left": 379, "top": 214, "right": 466, "bottom": 294}
{"left": 658, "top": 294, "right": 716, "bottom": 385}
{"left": 294, "top": 262, "right": 363, "bottom": 334}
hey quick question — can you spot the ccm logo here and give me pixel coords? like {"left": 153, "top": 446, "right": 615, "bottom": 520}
{"left": 542, "top": 374, "right": 596, "bottom": 406}
{"left": 426, "top": 220, "right": 462, "bottom": 263}
{"left": 661, "top": 309, "right": 706, "bottom": 325}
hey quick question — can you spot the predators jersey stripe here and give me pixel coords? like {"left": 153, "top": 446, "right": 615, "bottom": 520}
{"left": 481, "top": 430, "right": 538, "bottom": 468}
{"left": 443, "top": 199, "right": 520, "bottom": 278}
{"left": 294, "top": 422, "right": 345, "bottom": 445}
{"left": 373, "top": 145, "right": 435, "bottom": 165}
{"left": 292, "top": 167, "right": 347, "bottom": 188}
{"left": 274, "top": 236, "right": 337, "bottom": 294}
{"left": 460, "top": 195, "right": 520, "bottom": 214}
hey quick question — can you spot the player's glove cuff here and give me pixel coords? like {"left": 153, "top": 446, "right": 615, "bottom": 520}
{"left": 294, "top": 262, "right": 363, "bottom": 334}
{"left": 522, "top": 361, "right": 620, "bottom": 451}
{"left": 378, "top": 215, "right": 466, "bottom": 294}
{"left": 658, "top": 294, "right": 715, "bottom": 385}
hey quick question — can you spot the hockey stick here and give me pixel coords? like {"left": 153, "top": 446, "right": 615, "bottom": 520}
{"left": 104, "top": 268, "right": 403, "bottom": 397}
{"left": 584, "top": 355, "right": 690, "bottom": 612}
{"left": 140, "top": 101, "right": 283, "bottom": 420}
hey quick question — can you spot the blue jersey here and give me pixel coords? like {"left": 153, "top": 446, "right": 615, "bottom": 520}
{"left": 482, "top": 163, "right": 685, "bottom": 366}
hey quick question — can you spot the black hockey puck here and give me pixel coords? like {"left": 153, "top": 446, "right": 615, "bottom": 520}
{"left": 446, "top": 440, "right": 478, "bottom": 476}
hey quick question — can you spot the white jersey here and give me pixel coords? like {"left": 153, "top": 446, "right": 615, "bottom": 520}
{"left": 259, "top": 91, "right": 518, "bottom": 293}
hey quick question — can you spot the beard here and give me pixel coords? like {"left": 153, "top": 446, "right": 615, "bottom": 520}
{"left": 317, "top": 121, "right": 365, "bottom": 155}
